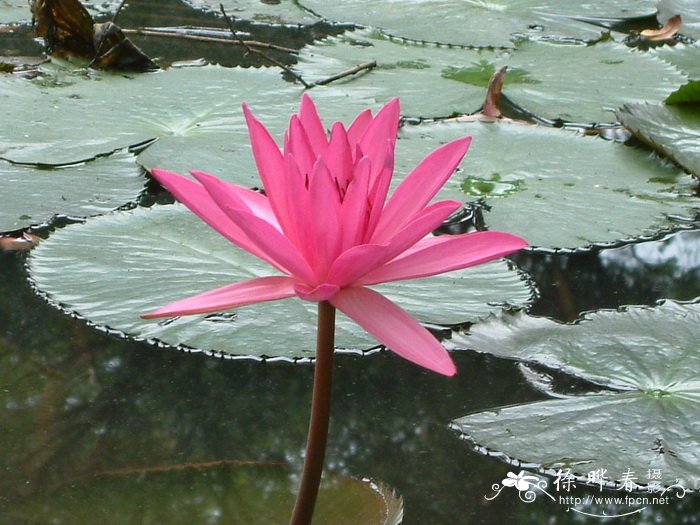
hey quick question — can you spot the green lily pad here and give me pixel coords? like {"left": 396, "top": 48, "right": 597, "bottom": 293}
{"left": 652, "top": 43, "right": 700, "bottom": 104}
{"left": 0, "top": 64, "right": 301, "bottom": 165}
{"left": 451, "top": 301, "right": 700, "bottom": 489}
{"left": 3, "top": 462, "right": 403, "bottom": 525}
{"left": 296, "top": 31, "right": 686, "bottom": 123}
{"left": 0, "top": 151, "right": 145, "bottom": 232}
{"left": 658, "top": 0, "right": 700, "bottom": 39}
{"left": 298, "top": 0, "right": 657, "bottom": 48}
{"left": 183, "top": 0, "right": 320, "bottom": 26}
{"left": 28, "top": 204, "right": 534, "bottom": 360}
{"left": 394, "top": 120, "right": 698, "bottom": 250}
{"left": 617, "top": 102, "right": 700, "bottom": 177}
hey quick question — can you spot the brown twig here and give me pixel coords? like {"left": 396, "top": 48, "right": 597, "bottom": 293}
{"left": 122, "top": 28, "right": 297, "bottom": 53}
{"left": 311, "top": 60, "right": 377, "bottom": 86}
{"left": 219, "top": 5, "right": 312, "bottom": 88}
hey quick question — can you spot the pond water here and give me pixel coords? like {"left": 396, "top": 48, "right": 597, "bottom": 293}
{"left": 1, "top": 1, "right": 700, "bottom": 524}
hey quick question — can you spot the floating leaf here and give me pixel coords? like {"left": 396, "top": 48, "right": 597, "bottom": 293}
{"left": 3, "top": 462, "right": 403, "bottom": 525}
{"left": 451, "top": 301, "right": 700, "bottom": 489}
{"left": 28, "top": 204, "right": 534, "bottom": 360}
{"left": 394, "top": 120, "right": 698, "bottom": 250}
{"left": 617, "top": 102, "right": 700, "bottom": 177}
{"left": 652, "top": 43, "right": 700, "bottom": 104}
{"left": 296, "top": 31, "right": 686, "bottom": 123}
{"left": 0, "top": 151, "right": 145, "bottom": 232}
{"left": 658, "top": 0, "right": 700, "bottom": 39}
{"left": 0, "top": 64, "right": 298, "bottom": 165}
{"left": 298, "top": 0, "right": 658, "bottom": 47}
{"left": 184, "top": 0, "right": 320, "bottom": 26}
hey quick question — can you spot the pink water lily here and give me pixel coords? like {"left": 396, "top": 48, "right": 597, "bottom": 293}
{"left": 143, "top": 95, "right": 527, "bottom": 376}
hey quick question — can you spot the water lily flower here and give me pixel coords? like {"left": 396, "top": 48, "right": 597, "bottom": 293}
{"left": 143, "top": 95, "right": 527, "bottom": 376}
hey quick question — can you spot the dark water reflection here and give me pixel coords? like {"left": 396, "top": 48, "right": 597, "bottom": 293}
{"left": 2, "top": 227, "right": 700, "bottom": 523}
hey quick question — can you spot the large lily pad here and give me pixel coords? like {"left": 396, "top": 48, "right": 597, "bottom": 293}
{"left": 299, "top": 0, "right": 657, "bottom": 48}
{"left": 28, "top": 204, "right": 534, "bottom": 360}
{"left": 658, "top": 0, "right": 700, "bottom": 39}
{"left": 0, "top": 64, "right": 302, "bottom": 166}
{"left": 617, "top": 102, "right": 700, "bottom": 177}
{"left": 652, "top": 43, "right": 700, "bottom": 104}
{"left": 183, "top": 0, "right": 320, "bottom": 26}
{"left": 0, "top": 151, "right": 145, "bottom": 232}
{"left": 451, "top": 301, "right": 700, "bottom": 489}
{"left": 394, "top": 120, "right": 699, "bottom": 250}
{"left": 296, "top": 31, "right": 686, "bottom": 123}
{"left": 3, "top": 462, "right": 403, "bottom": 525}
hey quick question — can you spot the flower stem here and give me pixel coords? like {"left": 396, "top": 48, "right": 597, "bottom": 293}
{"left": 290, "top": 300, "right": 336, "bottom": 525}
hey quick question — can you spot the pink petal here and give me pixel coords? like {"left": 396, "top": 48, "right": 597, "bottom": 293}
{"left": 374, "top": 137, "right": 471, "bottom": 243}
{"left": 294, "top": 282, "right": 340, "bottom": 302}
{"left": 331, "top": 287, "right": 456, "bottom": 376}
{"left": 223, "top": 205, "right": 317, "bottom": 284}
{"left": 327, "top": 243, "right": 390, "bottom": 287}
{"left": 141, "top": 276, "right": 296, "bottom": 318}
{"left": 379, "top": 200, "right": 462, "bottom": 262}
{"left": 286, "top": 115, "right": 316, "bottom": 177}
{"left": 150, "top": 168, "right": 268, "bottom": 261}
{"left": 364, "top": 142, "right": 395, "bottom": 241}
{"left": 306, "top": 158, "right": 342, "bottom": 275}
{"left": 358, "top": 99, "right": 400, "bottom": 185}
{"left": 299, "top": 94, "right": 328, "bottom": 155}
{"left": 190, "top": 171, "right": 281, "bottom": 232}
{"left": 327, "top": 200, "right": 462, "bottom": 287}
{"left": 347, "top": 108, "right": 373, "bottom": 151}
{"left": 359, "top": 231, "right": 528, "bottom": 285}
{"left": 339, "top": 156, "right": 371, "bottom": 250}
{"left": 322, "top": 122, "right": 353, "bottom": 192}
{"left": 242, "top": 104, "right": 290, "bottom": 225}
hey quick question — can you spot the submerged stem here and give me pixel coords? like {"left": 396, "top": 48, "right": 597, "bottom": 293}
{"left": 290, "top": 300, "right": 336, "bottom": 525}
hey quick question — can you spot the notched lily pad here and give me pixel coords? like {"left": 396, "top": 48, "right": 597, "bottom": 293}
{"left": 0, "top": 64, "right": 297, "bottom": 166}
{"left": 617, "top": 102, "right": 700, "bottom": 177}
{"left": 395, "top": 120, "right": 699, "bottom": 250}
{"left": 298, "top": 0, "right": 658, "bottom": 48}
{"left": 0, "top": 150, "right": 145, "bottom": 232}
{"left": 451, "top": 301, "right": 700, "bottom": 489}
{"left": 2, "top": 462, "right": 403, "bottom": 525}
{"left": 296, "top": 31, "right": 687, "bottom": 123}
{"left": 27, "top": 204, "right": 534, "bottom": 361}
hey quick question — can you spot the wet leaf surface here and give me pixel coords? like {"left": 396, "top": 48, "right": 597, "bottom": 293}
{"left": 27, "top": 204, "right": 534, "bottom": 360}
{"left": 617, "top": 102, "right": 700, "bottom": 177}
{"left": 452, "top": 300, "right": 700, "bottom": 489}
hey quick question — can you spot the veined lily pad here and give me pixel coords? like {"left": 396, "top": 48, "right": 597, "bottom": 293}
{"left": 0, "top": 64, "right": 302, "bottom": 166}
{"left": 451, "top": 301, "right": 700, "bottom": 489}
{"left": 617, "top": 102, "right": 700, "bottom": 177}
{"left": 394, "top": 120, "right": 698, "bottom": 250}
{"left": 658, "top": 0, "right": 700, "bottom": 39}
{"left": 28, "top": 204, "right": 534, "bottom": 361}
{"left": 296, "top": 31, "right": 686, "bottom": 123}
{"left": 299, "top": 0, "right": 657, "bottom": 48}
{"left": 0, "top": 151, "right": 145, "bottom": 232}
{"left": 183, "top": 0, "right": 320, "bottom": 26}
{"left": 3, "top": 462, "right": 403, "bottom": 525}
